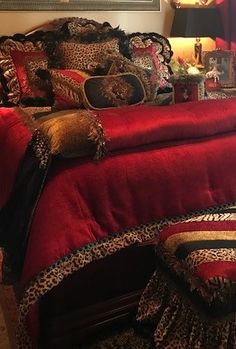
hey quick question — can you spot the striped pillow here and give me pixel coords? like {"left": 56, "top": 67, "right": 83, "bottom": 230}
{"left": 158, "top": 211, "right": 236, "bottom": 306}
{"left": 48, "top": 69, "right": 89, "bottom": 110}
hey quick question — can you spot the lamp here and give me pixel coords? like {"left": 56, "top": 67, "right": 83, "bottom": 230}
{"left": 170, "top": 8, "right": 224, "bottom": 66}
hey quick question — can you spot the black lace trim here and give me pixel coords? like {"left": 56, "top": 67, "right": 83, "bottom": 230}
{"left": 127, "top": 31, "right": 173, "bottom": 63}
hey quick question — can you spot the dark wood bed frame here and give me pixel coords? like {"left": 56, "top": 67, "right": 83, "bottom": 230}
{"left": 39, "top": 241, "right": 156, "bottom": 349}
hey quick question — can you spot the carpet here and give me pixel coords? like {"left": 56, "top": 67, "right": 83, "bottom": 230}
{"left": 0, "top": 285, "right": 18, "bottom": 349}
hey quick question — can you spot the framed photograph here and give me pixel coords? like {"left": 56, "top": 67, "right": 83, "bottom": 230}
{"left": 203, "top": 50, "right": 236, "bottom": 88}
{"left": 0, "top": 0, "right": 160, "bottom": 11}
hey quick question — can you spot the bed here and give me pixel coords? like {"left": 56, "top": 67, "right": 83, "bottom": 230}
{"left": 1, "top": 18, "right": 236, "bottom": 349}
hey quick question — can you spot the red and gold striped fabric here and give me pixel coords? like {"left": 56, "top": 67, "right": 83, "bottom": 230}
{"left": 49, "top": 69, "right": 89, "bottom": 109}
{"left": 158, "top": 208, "right": 236, "bottom": 303}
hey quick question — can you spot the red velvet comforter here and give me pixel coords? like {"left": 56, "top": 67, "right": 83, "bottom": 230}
{"left": 1, "top": 99, "right": 236, "bottom": 348}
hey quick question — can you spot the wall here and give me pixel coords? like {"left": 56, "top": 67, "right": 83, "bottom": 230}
{"left": 0, "top": 1, "right": 172, "bottom": 36}
{"left": 0, "top": 0, "right": 215, "bottom": 60}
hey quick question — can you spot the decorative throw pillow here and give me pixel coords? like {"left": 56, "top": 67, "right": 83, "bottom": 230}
{"left": 25, "top": 55, "right": 48, "bottom": 94}
{"left": 39, "top": 69, "right": 90, "bottom": 110}
{"left": 82, "top": 73, "right": 146, "bottom": 110}
{"left": 132, "top": 45, "right": 170, "bottom": 89}
{"left": 11, "top": 50, "right": 48, "bottom": 98}
{"left": 105, "top": 50, "right": 152, "bottom": 101}
{"left": 37, "top": 109, "right": 106, "bottom": 159}
{"left": 57, "top": 39, "right": 120, "bottom": 72}
{"left": 66, "top": 17, "right": 107, "bottom": 36}
{"left": 20, "top": 106, "right": 52, "bottom": 120}
{"left": 128, "top": 33, "right": 173, "bottom": 99}
{"left": 128, "top": 32, "right": 173, "bottom": 64}
{"left": 0, "top": 38, "right": 47, "bottom": 104}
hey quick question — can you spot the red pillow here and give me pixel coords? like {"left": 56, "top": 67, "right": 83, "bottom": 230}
{"left": 132, "top": 44, "right": 170, "bottom": 89}
{"left": 10, "top": 50, "right": 48, "bottom": 98}
{"left": 0, "top": 37, "right": 48, "bottom": 105}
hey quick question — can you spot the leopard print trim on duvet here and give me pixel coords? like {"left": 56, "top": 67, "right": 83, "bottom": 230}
{"left": 17, "top": 201, "right": 236, "bottom": 349}
{"left": 17, "top": 222, "right": 161, "bottom": 349}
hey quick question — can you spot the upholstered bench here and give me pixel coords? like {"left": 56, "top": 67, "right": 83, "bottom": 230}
{"left": 137, "top": 208, "right": 236, "bottom": 349}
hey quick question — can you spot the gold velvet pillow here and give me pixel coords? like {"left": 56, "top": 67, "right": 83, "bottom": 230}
{"left": 82, "top": 73, "right": 146, "bottom": 110}
{"left": 57, "top": 39, "right": 119, "bottom": 72}
{"left": 37, "top": 109, "right": 106, "bottom": 159}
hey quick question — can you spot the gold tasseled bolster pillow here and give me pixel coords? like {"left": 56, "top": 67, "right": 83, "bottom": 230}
{"left": 36, "top": 109, "right": 106, "bottom": 159}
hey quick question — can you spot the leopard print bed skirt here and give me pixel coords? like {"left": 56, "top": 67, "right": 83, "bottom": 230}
{"left": 137, "top": 259, "right": 236, "bottom": 349}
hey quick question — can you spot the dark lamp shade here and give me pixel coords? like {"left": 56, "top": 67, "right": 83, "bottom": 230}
{"left": 170, "top": 8, "right": 224, "bottom": 38}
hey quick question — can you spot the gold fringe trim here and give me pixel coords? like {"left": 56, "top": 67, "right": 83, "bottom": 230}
{"left": 88, "top": 112, "right": 107, "bottom": 160}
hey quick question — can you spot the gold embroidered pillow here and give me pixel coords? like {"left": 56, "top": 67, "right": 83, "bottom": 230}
{"left": 106, "top": 51, "right": 152, "bottom": 101}
{"left": 49, "top": 69, "right": 89, "bottom": 109}
{"left": 0, "top": 38, "right": 46, "bottom": 104}
{"left": 57, "top": 39, "right": 120, "bottom": 72}
{"left": 82, "top": 73, "right": 146, "bottom": 110}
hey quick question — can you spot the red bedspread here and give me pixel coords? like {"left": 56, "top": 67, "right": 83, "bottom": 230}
{"left": 2, "top": 99, "right": 236, "bottom": 348}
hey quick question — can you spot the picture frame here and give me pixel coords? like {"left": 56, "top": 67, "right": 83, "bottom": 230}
{"left": 0, "top": 0, "right": 160, "bottom": 11}
{"left": 203, "top": 50, "right": 236, "bottom": 88}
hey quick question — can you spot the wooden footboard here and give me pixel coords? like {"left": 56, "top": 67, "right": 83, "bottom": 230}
{"left": 39, "top": 242, "right": 156, "bottom": 349}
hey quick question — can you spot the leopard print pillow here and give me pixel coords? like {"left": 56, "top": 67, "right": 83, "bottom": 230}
{"left": 25, "top": 56, "right": 48, "bottom": 95}
{"left": 67, "top": 18, "right": 104, "bottom": 35}
{"left": 58, "top": 39, "right": 119, "bottom": 72}
{"left": 128, "top": 34, "right": 173, "bottom": 100}
{"left": 132, "top": 45, "right": 170, "bottom": 88}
